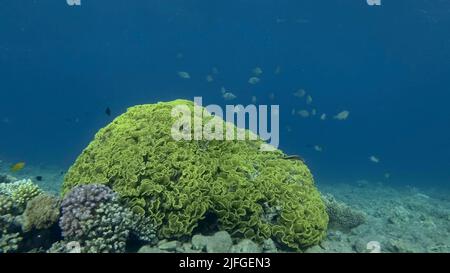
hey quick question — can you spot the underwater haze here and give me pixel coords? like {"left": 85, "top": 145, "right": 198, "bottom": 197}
{"left": 1, "top": 0, "right": 449, "bottom": 187}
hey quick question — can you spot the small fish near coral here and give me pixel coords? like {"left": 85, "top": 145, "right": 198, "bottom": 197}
{"left": 105, "top": 107, "right": 112, "bottom": 117}
{"left": 10, "top": 162, "right": 25, "bottom": 172}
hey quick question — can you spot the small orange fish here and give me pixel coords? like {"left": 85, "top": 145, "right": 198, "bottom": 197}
{"left": 11, "top": 162, "right": 25, "bottom": 172}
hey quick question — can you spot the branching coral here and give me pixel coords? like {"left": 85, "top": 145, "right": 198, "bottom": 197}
{"left": 0, "top": 181, "right": 59, "bottom": 253}
{"left": 0, "top": 232, "right": 22, "bottom": 253}
{"left": 0, "top": 195, "right": 23, "bottom": 253}
{"left": 0, "top": 195, "right": 15, "bottom": 216}
{"left": 63, "top": 99, "right": 328, "bottom": 250}
{"left": 47, "top": 240, "right": 82, "bottom": 253}
{"left": 0, "top": 179, "right": 42, "bottom": 209}
{"left": 59, "top": 184, "right": 156, "bottom": 253}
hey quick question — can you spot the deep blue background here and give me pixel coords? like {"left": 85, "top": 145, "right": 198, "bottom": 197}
{"left": 1, "top": 0, "right": 449, "bottom": 186}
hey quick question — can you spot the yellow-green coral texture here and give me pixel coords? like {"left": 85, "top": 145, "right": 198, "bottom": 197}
{"left": 63, "top": 99, "right": 328, "bottom": 249}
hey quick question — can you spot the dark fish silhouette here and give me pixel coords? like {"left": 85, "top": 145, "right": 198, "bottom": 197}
{"left": 282, "top": 155, "right": 306, "bottom": 163}
{"left": 105, "top": 107, "right": 112, "bottom": 117}
{"left": 35, "top": 176, "right": 43, "bottom": 181}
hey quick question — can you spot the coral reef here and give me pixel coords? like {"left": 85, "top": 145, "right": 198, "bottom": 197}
{"left": 0, "top": 232, "right": 22, "bottom": 253}
{"left": 58, "top": 184, "right": 156, "bottom": 253}
{"left": 0, "top": 179, "right": 42, "bottom": 209}
{"left": 59, "top": 184, "right": 115, "bottom": 239}
{"left": 0, "top": 195, "right": 23, "bottom": 253}
{"left": 1, "top": 179, "right": 61, "bottom": 253}
{"left": 0, "top": 195, "right": 15, "bottom": 216}
{"left": 1, "top": 171, "right": 447, "bottom": 253}
{"left": 22, "top": 194, "right": 61, "bottom": 232}
{"left": 322, "top": 193, "right": 366, "bottom": 232}
{"left": 62, "top": 99, "right": 328, "bottom": 250}
{"left": 47, "top": 241, "right": 82, "bottom": 253}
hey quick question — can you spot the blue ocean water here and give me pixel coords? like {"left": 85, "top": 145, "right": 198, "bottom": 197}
{"left": 0, "top": 0, "right": 449, "bottom": 188}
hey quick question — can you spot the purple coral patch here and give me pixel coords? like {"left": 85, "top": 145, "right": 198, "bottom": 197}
{"left": 59, "top": 184, "right": 116, "bottom": 238}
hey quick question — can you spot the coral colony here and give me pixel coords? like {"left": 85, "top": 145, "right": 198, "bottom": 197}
{"left": 63, "top": 100, "right": 327, "bottom": 250}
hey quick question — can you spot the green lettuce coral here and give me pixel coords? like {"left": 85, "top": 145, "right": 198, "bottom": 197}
{"left": 62, "top": 99, "right": 328, "bottom": 250}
